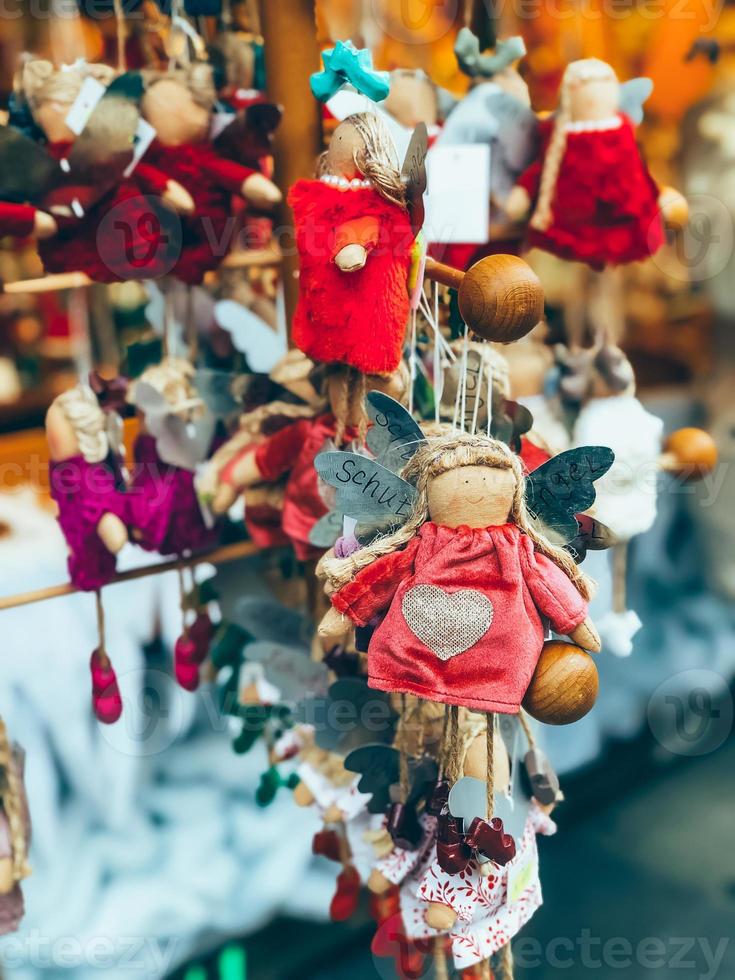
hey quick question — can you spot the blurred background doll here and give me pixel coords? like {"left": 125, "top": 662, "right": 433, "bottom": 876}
{"left": 15, "top": 59, "right": 190, "bottom": 282}
{"left": 506, "top": 58, "right": 668, "bottom": 269}
{"left": 139, "top": 63, "right": 281, "bottom": 284}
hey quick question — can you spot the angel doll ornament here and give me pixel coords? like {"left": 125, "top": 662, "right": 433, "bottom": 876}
{"left": 46, "top": 383, "right": 128, "bottom": 722}
{"left": 288, "top": 112, "right": 416, "bottom": 375}
{"left": 506, "top": 59, "right": 669, "bottom": 269}
{"left": 139, "top": 64, "right": 281, "bottom": 283}
{"left": 320, "top": 434, "right": 600, "bottom": 713}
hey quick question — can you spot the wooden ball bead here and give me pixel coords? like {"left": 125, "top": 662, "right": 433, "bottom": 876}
{"left": 659, "top": 187, "right": 689, "bottom": 231}
{"left": 663, "top": 427, "right": 718, "bottom": 479}
{"left": 522, "top": 640, "right": 599, "bottom": 726}
{"left": 459, "top": 254, "right": 544, "bottom": 344}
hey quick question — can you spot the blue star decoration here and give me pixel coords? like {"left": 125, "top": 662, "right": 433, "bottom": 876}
{"left": 310, "top": 40, "right": 391, "bottom": 104}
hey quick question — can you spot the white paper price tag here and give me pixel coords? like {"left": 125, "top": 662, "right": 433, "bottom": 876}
{"left": 124, "top": 119, "right": 157, "bottom": 177}
{"left": 424, "top": 144, "right": 490, "bottom": 244}
{"left": 64, "top": 77, "right": 106, "bottom": 136}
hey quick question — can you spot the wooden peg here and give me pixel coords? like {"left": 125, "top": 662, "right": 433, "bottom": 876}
{"left": 660, "top": 427, "right": 718, "bottom": 479}
{"left": 3, "top": 271, "right": 92, "bottom": 295}
{"left": 522, "top": 640, "right": 599, "bottom": 725}
{"left": 424, "top": 254, "right": 544, "bottom": 344}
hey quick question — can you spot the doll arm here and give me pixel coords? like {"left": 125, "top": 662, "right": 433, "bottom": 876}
{"left": 206, "top": 419, "right": 310, "bottom": 515}
{"left": 0, "top": 202, "right": 56, "bottom": 239}
{"left": 505, "top": 160, "right": 542, "bottom": 221}
{"left": 330, "top": 539, "right": 421, "bottom": 627}
{"left": 332, "top": 216, "right": 381, "bottom": 272}
{"left": 200, "top": 153, "right": 282, "bottom": 209}
{"left": 254, "top": 419, "right": 312, "bottom": 482}
{"left": 135, "top": 163, "right": 196, "bottom": 215}
{"left": 418, "top": 860, "right": 476, "bottom": 925}
{"left": 520, "top": 539, "right": 592, "bottom": 639}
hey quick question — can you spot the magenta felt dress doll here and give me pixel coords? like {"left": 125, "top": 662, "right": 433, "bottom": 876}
{"left": 128, "top": 433, "right": 216, "bottom": 556}
{"left": 46, "top": 385, "right": 129, "bottom": 592}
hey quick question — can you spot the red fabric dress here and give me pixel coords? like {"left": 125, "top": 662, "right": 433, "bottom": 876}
{"left": 288, "top": 179, "right": 414, "bottom": 374}
{"left": 332, "top": 522, "right": 588, "bottom": 712}
{"left": 38, "top": 141, "right": 175, "bottom": 282}
{"left": 139, "top": 141, "right": 256, "bottom": 284}
{"left": 254, "top": 412, "right": 358, "bottom": 561}
{"left": 516, "top": 114, "right": 664, "bottom": 269}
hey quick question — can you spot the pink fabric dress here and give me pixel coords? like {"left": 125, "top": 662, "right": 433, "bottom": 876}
{"left": 49, "top": 456, "right": 128, "bottom": 591}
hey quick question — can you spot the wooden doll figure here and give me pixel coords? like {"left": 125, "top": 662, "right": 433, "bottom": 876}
{"left": 288, "top": 112, "right": 415, "bottom": 375}
{"left": 46, "top": 383, "right": 128, "bottom": 592}
{"left": 293, "top": 738, "right": 374, "bottom": 922}
{"left": 203, "top": 365, "right": 408, "bottom": 561}
{"left": 505, "top": 59, "right": 667, "bottom": 269}
{"left": 0, "top": 720, "right": 30, "bottom": 936}
{"left": 127, "top": 359, "right": 217, "bottom": 557}
{"left": 320, "top": 433, "right": 600, "bottom": 712}
{"left": 18, "top": 60, "right": 191, "bottom": 282}
{"left": 140, "top": 64, "right": 281, "bottom": 284}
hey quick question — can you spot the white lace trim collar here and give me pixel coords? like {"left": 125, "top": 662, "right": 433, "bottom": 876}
{"left": 565, "top": 115, "right": 623, "bottom": 133}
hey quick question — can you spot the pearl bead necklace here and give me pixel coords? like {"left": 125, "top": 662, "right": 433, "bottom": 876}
{"left": 320, "top": 174, "right": 372, "bottom": 190}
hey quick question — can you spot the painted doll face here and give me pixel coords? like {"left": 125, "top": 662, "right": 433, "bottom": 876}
{"left": 324, "top": 122, "right": 364, "bottom": 179}
{"left": 568, "top": 74, "right": 619, "bottom": 122}
{"left": 427, "top": 464, "right": 516, "bottom": 529}
{"left": 142, "top": 79, "right": 210, "bottom": 146}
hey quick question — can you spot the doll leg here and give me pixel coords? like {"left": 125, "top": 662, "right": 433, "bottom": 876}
{"left": 329, "top": 820, "right": 361, "bottom": 921}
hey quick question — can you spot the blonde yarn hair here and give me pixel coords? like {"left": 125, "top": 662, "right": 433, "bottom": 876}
{"left": 322, "top": 432, "right": 592, "bottom": 600}
{"left": 54, "top": 384, "right": 110, "bottom": 464}
{"left": 131, "top": 358, "right": 201, "bottom": 418}
{"left": 318, "top": 112, "right": 406, "bottom": 208}
{"left": 530, "top": 59, "right": 618, "bottom": 233}
{"left": 0, "top": 720, "right": 30, "bottom": 883}
{"left": 19, "top": 59, "right": 114, "bottom": 113}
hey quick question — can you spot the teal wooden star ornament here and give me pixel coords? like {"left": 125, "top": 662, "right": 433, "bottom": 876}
{"left": 310, "top": 40, "right": 390, "bottom": 103}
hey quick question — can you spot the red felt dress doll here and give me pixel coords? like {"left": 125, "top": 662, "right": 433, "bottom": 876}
{"left": 16, "top": 59, "right": 194, "bottom": 283}
{"left": 320, "top": 434, "right": 600, "bottom": 712}
{"left": 139, "top": 65, "right": 281, "bottom": 284}
{"left": 288, "top": 112, "right": 415, "bottom": 376}
{"left": 506, "top": 59, "right": 666, "bottom": 269}
{"left": 202, "top": 367, "right": 408, "bottom": 560}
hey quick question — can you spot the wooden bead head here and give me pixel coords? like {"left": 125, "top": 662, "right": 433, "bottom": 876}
{"left": 662, "top": 427, "right": 718, "bottom": 479}
{"left": 458, "top": 254, "right": 544, "bottom": 344}
{"left": 522, "top": 640, "right": 599, "bottom": 725}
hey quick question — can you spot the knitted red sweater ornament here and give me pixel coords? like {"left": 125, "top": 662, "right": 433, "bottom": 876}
{"left": 515, "top": 114, "right": 664, "bottom": 268}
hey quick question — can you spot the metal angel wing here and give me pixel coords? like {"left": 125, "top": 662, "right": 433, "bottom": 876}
{"left": 401, "top": 123, "right": 428, "bottom": 237}
{"left": 344, "top": 744, "right": 438, "bottom": 815}
{"left": 132, "top": 381, "right": 214, "bottom": 471}
{"left": 314, "top": 451, "right": 417, "bottom": 524}
{"left": 213, "top": 101, "right": 282, "bottom": 169}
{"left": 365, "top": 390, "right": 426, "bottom": 473}
{"left": 525, "top": 446, "right": 615, "bottom": 544}
{"left": 309, "top": 678, "right": 396, "bottom": 755}
{"left": 0, "top": 127, "right": 60, "bottom": 203}
{"left": 619, "top": 77, "right": 654, "bottom": 126}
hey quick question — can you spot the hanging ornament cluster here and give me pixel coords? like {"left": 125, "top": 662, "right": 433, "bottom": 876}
{"left": 11, "top": 11, "right": 720, "bottom": 980}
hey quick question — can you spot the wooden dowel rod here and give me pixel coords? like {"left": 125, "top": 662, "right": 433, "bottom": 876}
{"left": 424, "top": 256, "right": 464, "bottom": 291}
{"left": 0, "top": 539, "right": 260, "bottom": 612}
{"left": 3, "top": 272, "right": 92, "bottom": 295}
